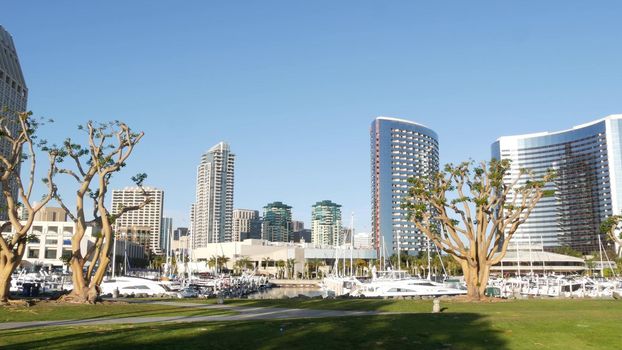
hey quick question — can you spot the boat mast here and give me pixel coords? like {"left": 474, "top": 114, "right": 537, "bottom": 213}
{"left": 381, "top": 236, "right": 385, "bottom": 271}
{"left": 350, "top": 212, "right": 354, "bottom": 277}
{"left": 598, "top": 234, "right": 617, "bottom": 277}
{"left": 528, "top": 233, "right": 534, "bottom": 275}
{"left": 397, "top": 230, "right": 401, "bottom": 271}
{"left": 112, "top": 231, "right": 117, "bottom": 277}
{"left": 427, "top": 237, "right": 431, "bottom": 280}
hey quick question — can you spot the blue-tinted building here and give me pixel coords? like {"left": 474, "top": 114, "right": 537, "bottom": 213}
{"left": 371, "top": 117, "right": 439, "bottom": 255}
{"left": 492, "top": 115, "right": 622, "bottom": 254}
{"left": 160, "top": 217, "right": 173, "bottom": 256}
{"left": 262, "top": 202, "right": 292, "bottom": 242}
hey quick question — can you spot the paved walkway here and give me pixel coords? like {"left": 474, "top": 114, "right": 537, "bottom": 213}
{"left": 0, "top": 301, "right": 382, "bottom": 330}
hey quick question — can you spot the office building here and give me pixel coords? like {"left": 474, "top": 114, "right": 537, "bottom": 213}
{"left": 262, "top": 202, "right": 292, "bottom": 242}
{"left": 193, "top": 142, "right": 235, "bottom": 247}
{"left": 111, "top": 187, "right": 164, "bottom": 254}
{"left": 492, "top": 115, "right": 622, "bottom": 254}
{"left": 371, "top": 116, "right": 439, "bottom": 254}
{"left": 311, "top": 200, "right": 342, "bottom": 246}
{"left": 291, "top": 220, "right": 305, "bottom": 232}
{"left": 0, "top": 217, "right": 145, "bottom": 270}
{"left": 354, "top": 232, "right": 373, "bottom": 249}
{"left": 232, "top": 209, "right": 261, "bottom": 241}
{"left": 160, "top": 217, "right": 173, "bottom": 256}
{"left": 292, "top": 229, "right": 312, "bottom": 243}
{"left": 174, "top": 227, "right": 188, "bottom": 240}
{"left": 33, "top": 207, "right": 66, "bottom": 222}
{"left": 0, "top": 26, "right": 28, "bottom": 219}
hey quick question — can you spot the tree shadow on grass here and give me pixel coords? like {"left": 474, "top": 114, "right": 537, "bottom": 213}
{"left": 0, "top": 304, "right": 234, "bottom": 327}
{"left": 3, "top": 313, "right": 507, "bottom": 350}
{"left": 229, "top": 297, "right": 432, "bottom": 312}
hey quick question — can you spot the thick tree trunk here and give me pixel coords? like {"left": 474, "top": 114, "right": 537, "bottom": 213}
{"left": 0, "top": 251, "right": 20, "bottom": 304}
{"left": 462, "top": 260, "right": 490, "bottom": 301}
{"left": 63, "top": 251, "right": 104, "bottom": 304}
{"left": 0, "top": 270, "right": 12, "bottom": 304}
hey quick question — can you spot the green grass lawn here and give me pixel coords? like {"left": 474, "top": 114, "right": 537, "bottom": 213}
{"left": 0, "top": 299, "right": 620, "bottom": 349}
{"left": 0, "top": 302, "right": 234, "bottom": 322}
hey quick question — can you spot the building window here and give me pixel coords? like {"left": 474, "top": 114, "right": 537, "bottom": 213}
{"left": 28, "top": 248, "right": 39, "bottom": 259}
{"left": 45, "top": 248, "right": 57, "bottom": 259}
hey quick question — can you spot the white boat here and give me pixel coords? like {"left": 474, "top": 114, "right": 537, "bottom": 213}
{"left": 351, "top": 277, "right": 467, "bottom": 298}
{"left": 348, "top": 270, "right": 466, "bottom": 298}
{"left": 321, "top": 275, "right": 362, "bottom": 296}
{"left": 100, "top": 276, "right": 176, "bottom": 297}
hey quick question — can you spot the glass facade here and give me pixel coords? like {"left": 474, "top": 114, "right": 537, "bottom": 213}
{"left": 492, "top": 115, "right": 622, "bottom": 254}
{"left": 371, "top": 117, "right": 439, "bottom": 255}
{"left": 0, "top": 26, "right": 28, "bottom": 220}
{"left": 262, "top": 202, "right": 292, "bottom": 242}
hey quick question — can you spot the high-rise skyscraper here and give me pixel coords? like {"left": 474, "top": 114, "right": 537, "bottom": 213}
{"left": 311, "top": 200, "right": 342, "bottom": 246}
{"left": 492, "top": 115, "right": 622, "bottom": 254}
{"left": 0, "top": 26, "right": 28, "bottom": 219}
{"left": 371, "top": 117, "right": 439, "bottom": 255}
{"left": 262, "top": 202, "right": 292, "bottom": 242}
{"left": 160, "top": 217, "right": 173, "bottom": 256}
{"left": 232, "top": 209, "right": 261, "bottom": 241}
{"left": 193, "top": 142, "right": 235, "bottom": 247}
{"left": 111, "top": 187, "right": 164, "bottom": 254}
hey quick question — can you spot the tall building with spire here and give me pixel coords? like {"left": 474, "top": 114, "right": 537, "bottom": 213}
{"left": 371, "top": 117, "right": 439, "bottom": 255}
{"left": 0, "top": 26, "right": 28, "bottom": 219}
{"left": 193, "top": 142, "right": 235, "bottom": 248}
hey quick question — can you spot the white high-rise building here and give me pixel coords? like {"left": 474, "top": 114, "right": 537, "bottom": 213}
{"left": 311, "top": 200, "right": 342, "bottom": 246}
{"left": 193, "top": 142, "right": 235, "bottom": 248}
{"left": 111, "top": 187, "right": 164, "bottom": 254}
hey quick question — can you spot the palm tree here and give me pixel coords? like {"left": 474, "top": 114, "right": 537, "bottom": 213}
{"left": 286, "top": 258, "right": 297, "bottom": 279}
{"left": 276, "top": 260, "right": 286, "bottom": 279}
{"left": 237, "top": 257, "right": 253, "bottom": 272}
{"left": 355, "top": 259, "right": 367, "bottom": 276}
{"left": 218, "top": 255, "right": 230, "bottom": 272}
{"left": 262, "top": 257, "right": 272, "bottom": 270}
{"left": 306, "top": 259, "right": 321, "bottom": 279}
{"left": 208, "top": 256, "right": 218, "bottom": 272}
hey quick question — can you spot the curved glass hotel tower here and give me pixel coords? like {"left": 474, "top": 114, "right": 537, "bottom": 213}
{"left": 492, "top": 115, "right": 622, "bottom": 254}
{"left": 371, "top": 117, "right": 439, "bottom": 255}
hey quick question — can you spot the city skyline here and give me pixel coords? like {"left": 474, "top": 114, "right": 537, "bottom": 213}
{"left": 2, "top": 2, "right": 622, "bottom": 234}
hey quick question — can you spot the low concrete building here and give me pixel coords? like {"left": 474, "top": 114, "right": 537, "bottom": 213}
{"left": 191, "top": 239, "right": 376, "bottom": 277}
{"left": 491, "top": 246, "right": 586, "bottom": 275}
{"left": 1, "top": 219, "right": 147, "bottom": 270}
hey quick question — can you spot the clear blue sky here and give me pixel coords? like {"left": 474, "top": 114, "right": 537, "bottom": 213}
{"left": 3, "top": 1, "right": 622, "bottom": 231}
